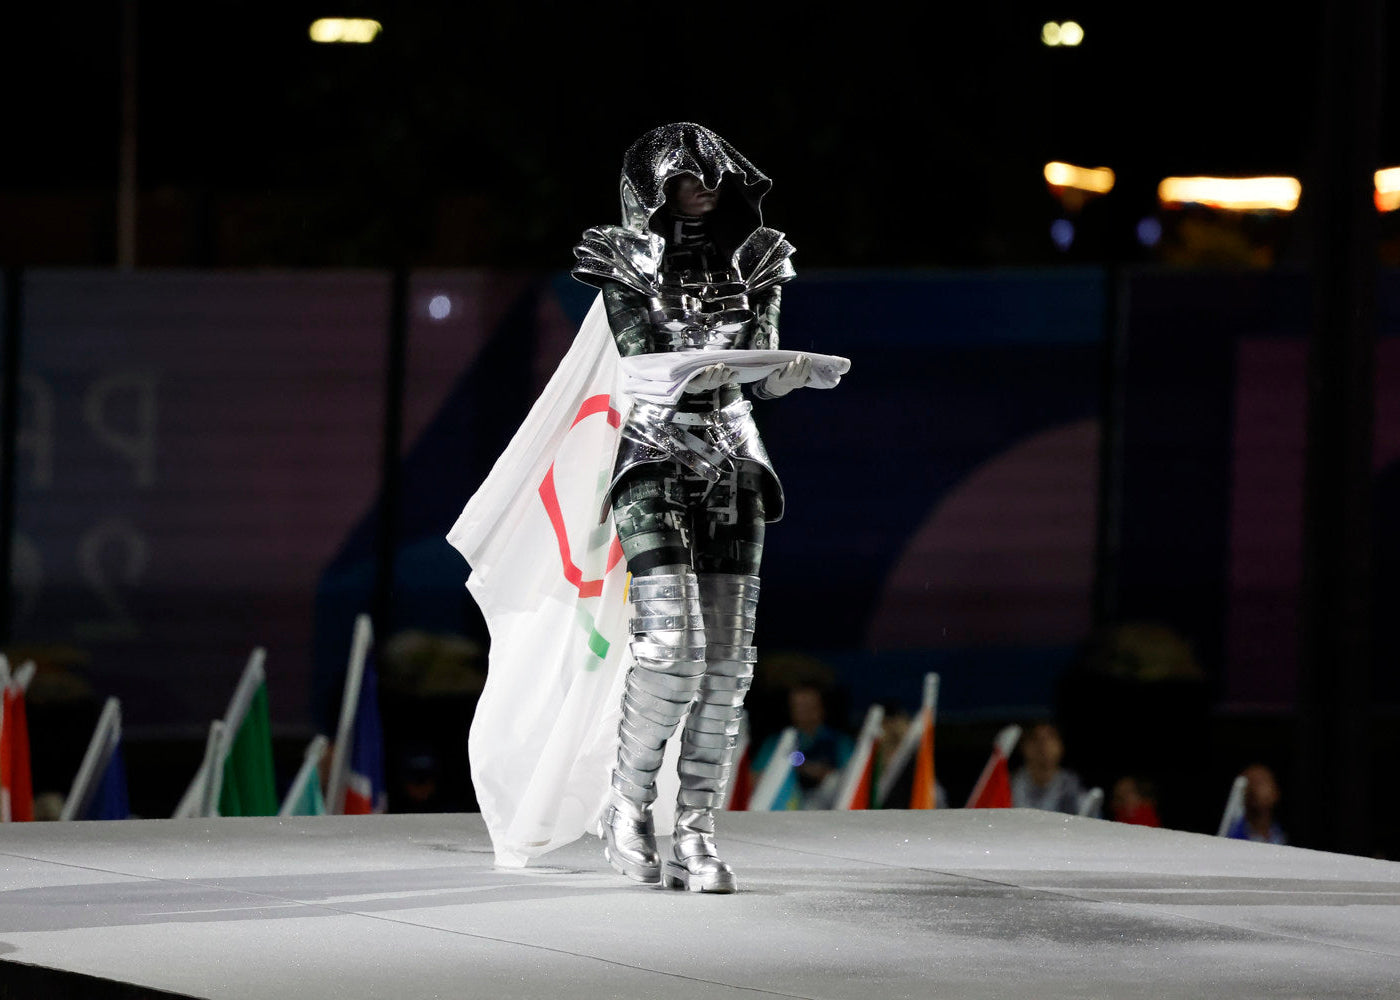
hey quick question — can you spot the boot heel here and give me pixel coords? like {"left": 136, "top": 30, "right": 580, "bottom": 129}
{"left": 661, "top": 862, "right": 687, "bottom": 890}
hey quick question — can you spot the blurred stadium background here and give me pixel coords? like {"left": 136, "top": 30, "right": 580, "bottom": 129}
{"left": 2, "top": 2, "right": 1396, "bottom": 855}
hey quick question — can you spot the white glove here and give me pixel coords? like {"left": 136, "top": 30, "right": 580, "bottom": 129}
{"left": 759, "top": 354, "right": 811, "bottom": 398}
{"left": 684, "top": 362, "right": 737, "bottom": 393}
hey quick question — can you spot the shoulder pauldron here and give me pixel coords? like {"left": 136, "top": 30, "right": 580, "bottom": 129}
{"left": 733, "top": 227, "right": 796, "bottom": 294}
{"left": 572, "top": 226, "right": 665, "bottom": 297}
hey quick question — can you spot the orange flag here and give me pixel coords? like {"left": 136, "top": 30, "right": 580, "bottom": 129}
{"left": 909, "top": 712, "right": 937, "bottom": 809}
{"left": 965, "top": 725, "right": 1021, "bottom": 809}
{"left": 909, "top": 674, "right": 939, "bottom": 809}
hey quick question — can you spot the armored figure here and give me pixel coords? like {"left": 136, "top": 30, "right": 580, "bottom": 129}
{"left": 572, "top": 123, "right": 810, "bottom": 893}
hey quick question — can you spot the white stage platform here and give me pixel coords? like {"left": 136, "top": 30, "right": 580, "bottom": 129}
{"left": 1, "top": 810, "right": 1398, "bottom": 999}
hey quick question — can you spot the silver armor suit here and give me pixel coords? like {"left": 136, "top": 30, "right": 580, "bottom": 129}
{"left": 571, "top": 123, "right": 797, "bottom": 893}
{"left": 574, "top": 125, "right": 795, "bottom": 520}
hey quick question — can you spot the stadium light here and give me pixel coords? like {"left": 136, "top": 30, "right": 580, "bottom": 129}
{"left": 1042, "top": 20, "right": 1083, "bottom": 46}
{"left": 309, "top": 18, "right": 382, "bottom": 43}
{"left": 1158, "top": 176, "right": 1302, "bottom": 212}
{"left": 1375, "top": 167, "right": 1400, "bottom": 212}
{"left": 1044, "top": 161, "right": 1115, "bottom": 195}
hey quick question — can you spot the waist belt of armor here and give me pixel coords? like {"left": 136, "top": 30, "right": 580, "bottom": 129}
{"left": 625, "top": 398, "right": 756, "bottom": 483}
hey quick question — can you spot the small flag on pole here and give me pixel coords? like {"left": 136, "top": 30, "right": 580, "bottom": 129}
{"left": 966, "top": 724, "right": 1021, "bottom": 809}
{"left": 835, "top": 705, "right": 884, "bottom": 810}
{"left": 0, "top": 657, "right": 36, "bottom": 823}
{"left": 61, "top": 697, "right": 130, "bottom": 821}
{"left": 173, "top": 720, "right": 224, "bottom": 818}
{"left": 1217, "top": 774, "right": 1248, "bottom": 837}
{"left": 173, "top": 650, "right": 277, "bottom": 818}
{"left": 749, "top": 727, "right": 802, "bottom": 811}
{"left": 721, "top": 711, "right": 753, "bottom": 811}
{"left": 279, "top": 734, "right": 329, "bottom": 817}
{"left": 326, "top": 615, "right": 388, "bottom": 815}
{"left": 1077, "top": 786, "right": 1104, "bottom": 819}
{"left": 215, "top": 648, "right": 278, "bottom": 817}
{"left": 875, "top": 673, "right": 940, "bottom": 809}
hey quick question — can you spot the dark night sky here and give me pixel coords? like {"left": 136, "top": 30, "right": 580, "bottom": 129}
{"left": 2, "top": 2, "right": 1388, "bottom": 266}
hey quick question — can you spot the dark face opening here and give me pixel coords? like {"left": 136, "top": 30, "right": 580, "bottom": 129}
{"left": 665, "top": 174, "right": 720, "bottom": 216}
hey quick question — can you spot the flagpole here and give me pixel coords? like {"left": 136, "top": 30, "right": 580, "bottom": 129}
{"left": 326, "top": 614, "right": 373, "bottom": 814}
{"left": 1216, "top": 774, "right": 1248, "bottom": 837}
{"left": 198, "top": 720, "right": 228, "bottom": 817}
{"left": 60, "top": 698, "right": 121, "bottom": 821}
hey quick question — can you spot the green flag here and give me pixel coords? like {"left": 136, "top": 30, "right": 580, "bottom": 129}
{"left": 215, "top": 650, "right": 279, "bottom": 817}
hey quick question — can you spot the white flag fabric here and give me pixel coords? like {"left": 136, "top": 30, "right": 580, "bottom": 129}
{"left": 621, "top": 349, "right": 850, "bottom": 404}
{"left": 449, "top": 294, "right": 640, "bottom": 867}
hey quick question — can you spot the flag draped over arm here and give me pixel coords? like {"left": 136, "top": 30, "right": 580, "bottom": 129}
{"left": 448, "top": 295, "right": 640, "bottom": 867}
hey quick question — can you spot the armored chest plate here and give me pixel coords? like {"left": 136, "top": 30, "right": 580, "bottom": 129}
{"left": 649, "top": 273, "right": 754, "bottom": 350}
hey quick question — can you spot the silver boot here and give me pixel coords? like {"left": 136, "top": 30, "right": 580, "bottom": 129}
{"left": 599, "top": 565, "right": 707, "bottom": 884}
{"left": 663, "top": 573, "right": 758, "bottom": 894}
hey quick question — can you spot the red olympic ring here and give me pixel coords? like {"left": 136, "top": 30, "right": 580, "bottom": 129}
{"left": 537, "top": 394, "right": 625, "bottom": 598}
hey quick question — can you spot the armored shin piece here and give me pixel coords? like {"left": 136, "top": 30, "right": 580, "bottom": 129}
{"left": 600, "top": 566, "right": 707, "bottom": 883}
{"left": 663, "top": 573, "right": 759, "bottom": 893}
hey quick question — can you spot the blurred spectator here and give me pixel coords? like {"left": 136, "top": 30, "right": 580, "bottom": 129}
{"left": 1110, "top": 775, "right": 1162, "bottom": 827}
{"left": 376, "top": 630, "right": 485, "bottom": 813}
{"left": 754, "top": 683, "right": 853, "bottom": 809}
{"left": 394, "top": 743, "right": 445, "bottom": 812}
{"left": 1225, "top": 763, "right": 1286, "bottom": 845}
{"left": 1010, "top": 722, "right": 1084, "bottom": 813}
{"left": 32, "top": 792, "right": 65, "bottom": 821}
{"left": 1057, "top": 621, "right": 1211, "bottom": 831}
{"left": 748, "top": 650, "right": 840, "bottom": 748}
